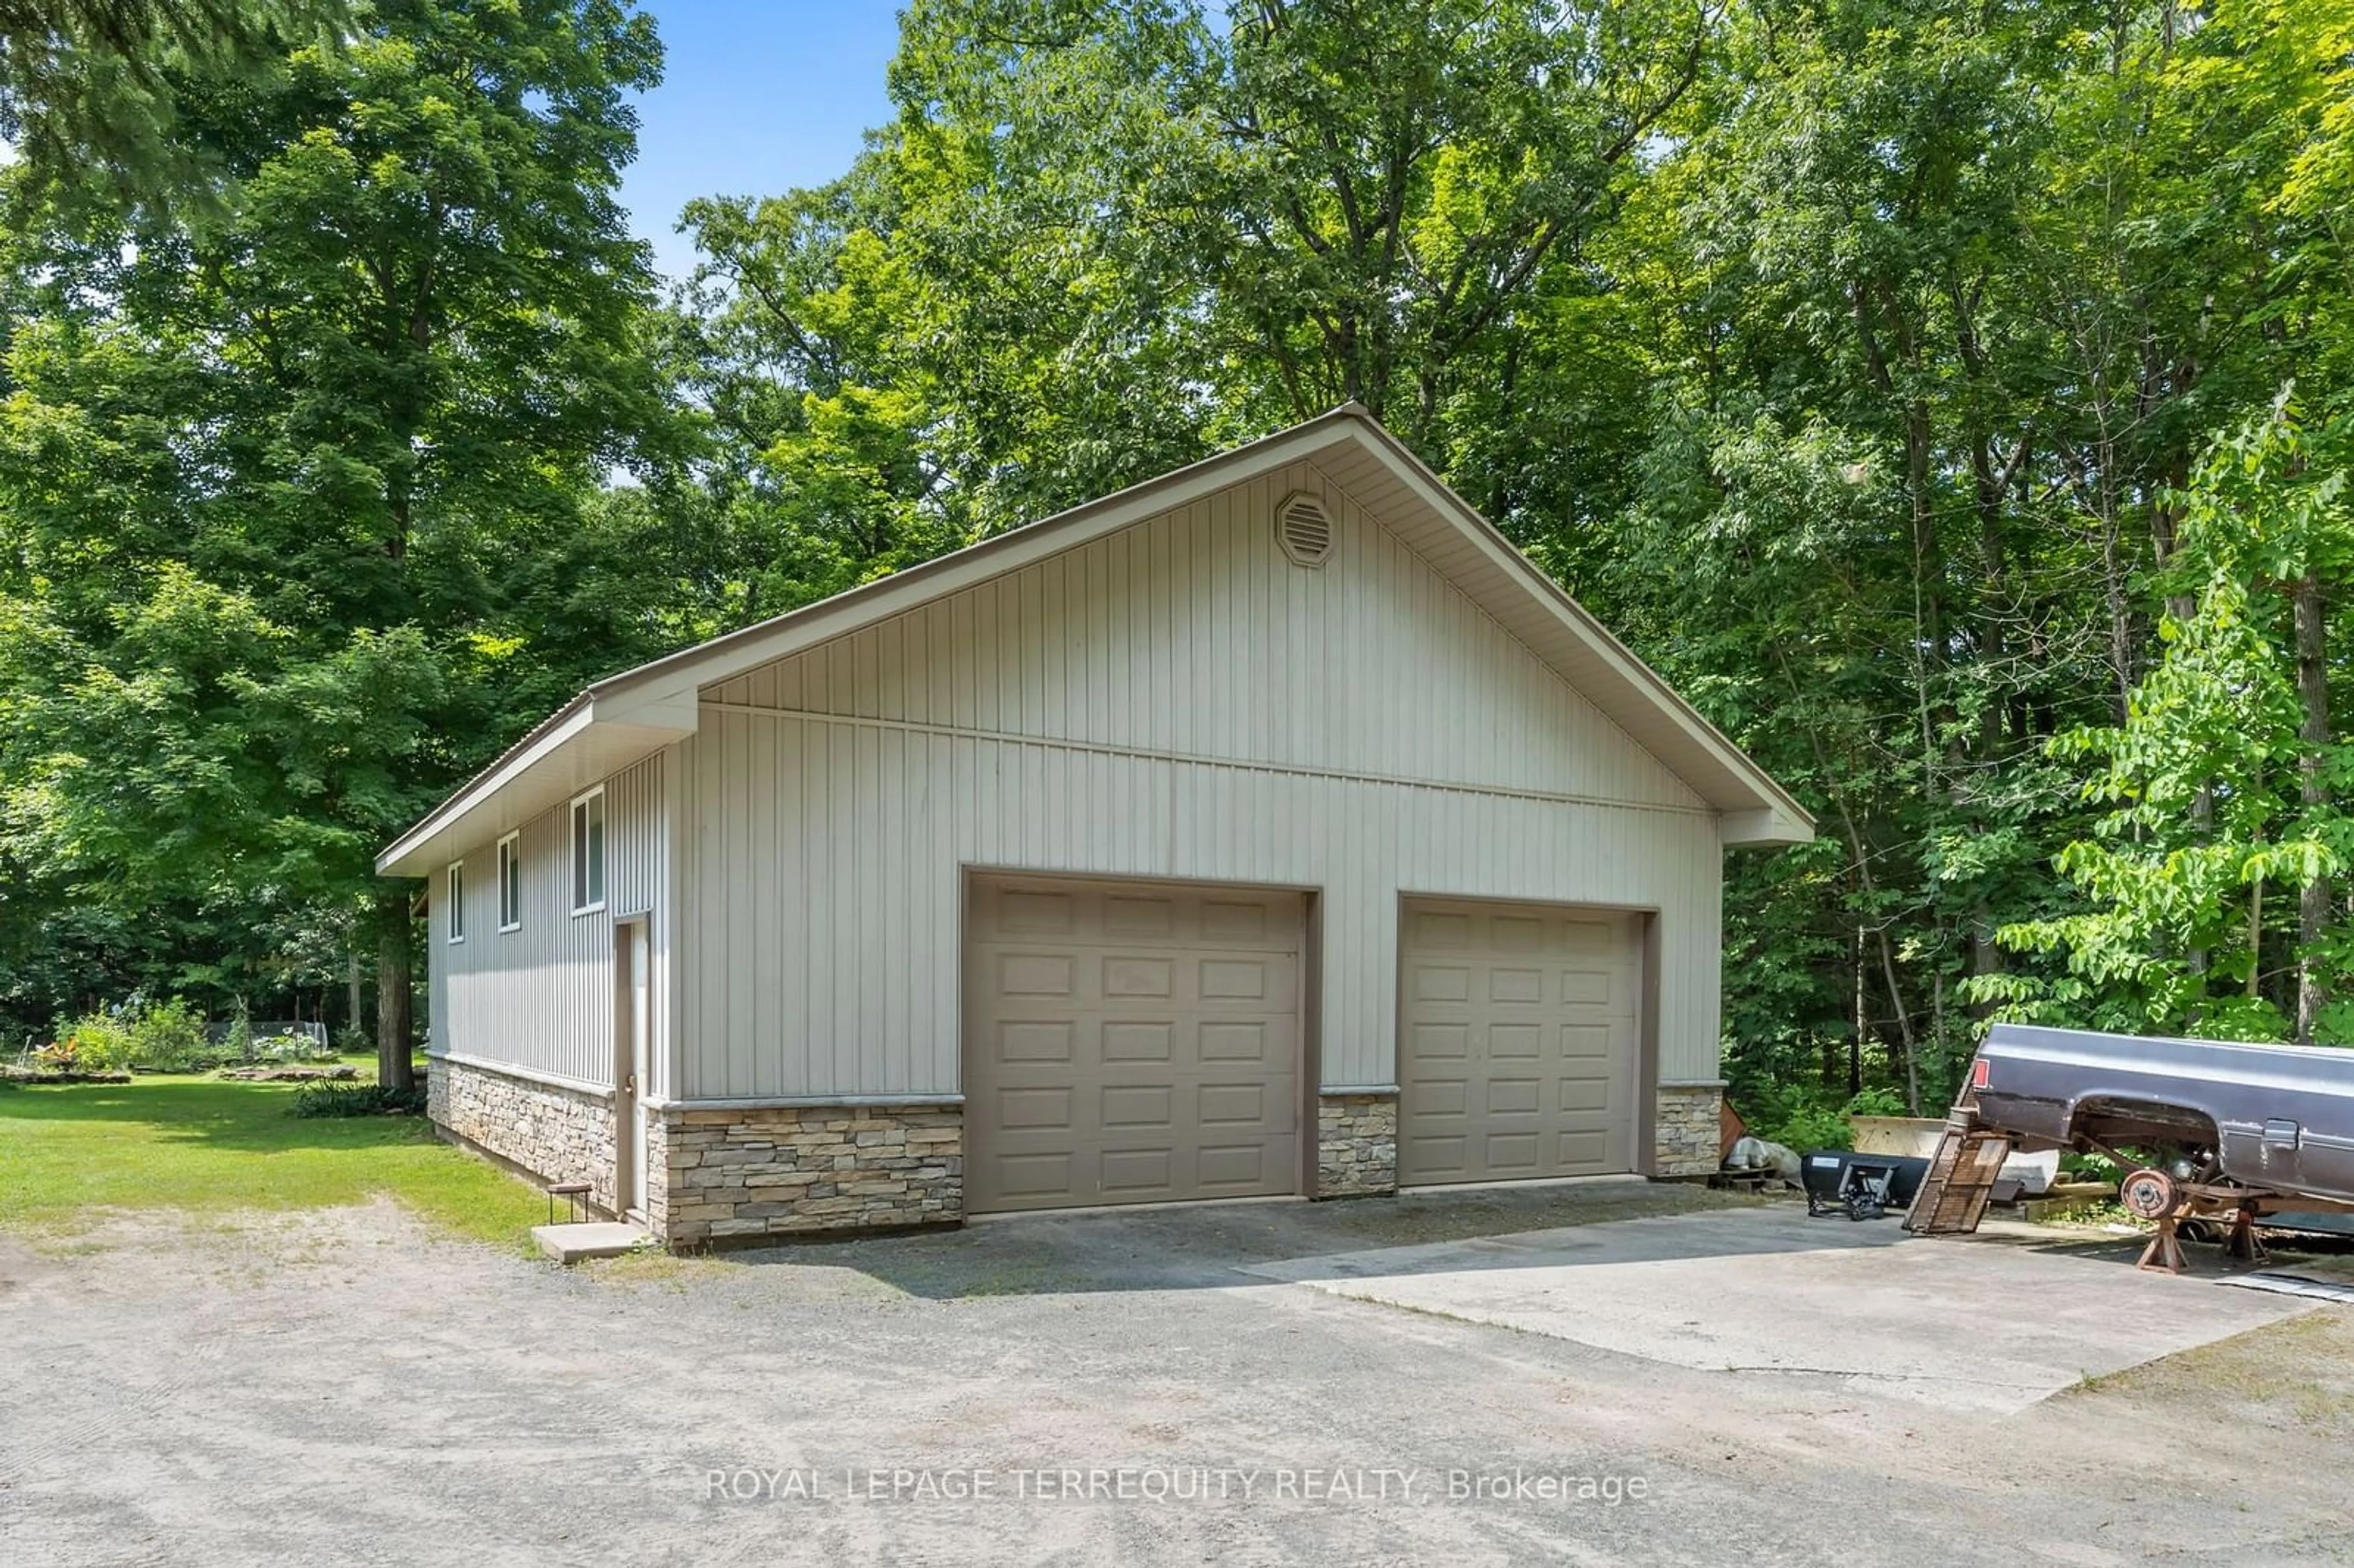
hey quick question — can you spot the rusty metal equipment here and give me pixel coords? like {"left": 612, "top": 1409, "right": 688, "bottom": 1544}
{"left": 2119, "top": 1167, "right": 2176, "bottom": 1222}
{"left": 1903, "top": 1079, "right": 2016, "bottom": 1237}
{"left": 2124, "top": 1175, "right": 2354, "bottom": 1275}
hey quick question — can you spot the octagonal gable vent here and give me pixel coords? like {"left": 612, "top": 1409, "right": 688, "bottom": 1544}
{"left": 1275, "top": 490, "right": 1335, "bottom": 568}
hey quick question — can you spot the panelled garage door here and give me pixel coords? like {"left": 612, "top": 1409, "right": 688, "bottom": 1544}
{"left": 1398, "top": 898, "right": 1643, "bottom": 1186}
{"left": 964, "top": 875, "right": 1305, "bottom": 1214}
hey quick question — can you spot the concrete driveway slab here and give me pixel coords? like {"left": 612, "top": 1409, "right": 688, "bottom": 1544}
{"left": 1244, "top": 1207, "right": 2313, "bottom": 1412}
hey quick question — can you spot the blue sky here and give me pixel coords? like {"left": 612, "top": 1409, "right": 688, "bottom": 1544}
{"left": 618, "top": 3, "right": 902, "bottom": 287}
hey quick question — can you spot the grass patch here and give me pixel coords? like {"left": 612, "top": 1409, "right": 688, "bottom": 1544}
{"left": 585, "top": 1249, "right": 734, "bottom": 1287}
{"left": 2059, "top": 1309, "right": 2354, "bottom": 1433}
{"left": 0, "top": 1070, "right": 544, "bottom": 1252}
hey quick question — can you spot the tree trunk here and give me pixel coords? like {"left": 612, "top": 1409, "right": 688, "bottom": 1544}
{"left": 1851, "top": 925, "right": 1867, "bottom": 1097}
{"left": 347, "top": 946, "right": 365, "bottom": 1051}
{"left": 375, "top": 889, "right": 416, "bottom": 1092}
{"left": 2153, "top": 485, "right": 2219, "bottom": 978}
{"left": 2249, "top": 876, "right": 2264, "bottom": 1000}
{"left": 1874, "top": 924, "right": 1924, "bottom": 1115}
{"left": 2295, "top": 573, "right": 2331, "bottom": 1043}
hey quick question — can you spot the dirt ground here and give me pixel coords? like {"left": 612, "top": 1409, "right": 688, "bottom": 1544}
{"left": 2, "top": 1185, "right": 2351, "bottom": 1566}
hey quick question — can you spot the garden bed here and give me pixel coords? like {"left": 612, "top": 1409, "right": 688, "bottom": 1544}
{"left": 0, "top": 1065, "right": 133, "bottom": 1085}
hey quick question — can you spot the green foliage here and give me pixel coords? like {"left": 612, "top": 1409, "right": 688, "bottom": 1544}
{"left": 45, "top": 1011, "right": 137, "bottom": 1073}
{"left": 649, "top": 0, "right": 2354, "bottom": 1116}
{"left": 253, "top": 1032, "right": 338, "bottom": 1064}
{"left": 48, "top": 996, "right": 207, "bottom": 1071}
{"left": 1745, "top": 1087, "right": 1911, "bottom": 1155}
{"left": 290, "top": 1078, "right": 427, "bottom": 1117}
{"left": 0, "top": 0, "right": 348, "bottom": 219}
{"left": 37, "top": 995, "right": 338, "bottom": 1072}
{"left": 0, "top": 0, "right": 685, "bottom": 1046}
{"left": 10, "top": 0, "right": 2354, "bottom": 1127}
{"left": 129, "top": 997, "right": 207, "bottom": 1070}
{"left": 1977, "top": 398, "right": 2354, "bottom": 1042}
{"left": 223, "top": 1003, "right": 254, "bottom": 1065}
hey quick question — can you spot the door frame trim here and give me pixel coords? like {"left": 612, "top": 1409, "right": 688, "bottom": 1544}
{"left": 612, "top": 915, "right": 651, "bottom": 1221}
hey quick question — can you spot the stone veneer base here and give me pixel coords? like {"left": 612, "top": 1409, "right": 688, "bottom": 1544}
{"left": 1317, "top": 1092, "right": 1399, "bottom": 1197}
{"left": 1652, "top": 1083, "right": 1725, "bottom": 1176}
{"left": 657, "top": 1103, "right": 964, "bottom": 1247}
{"left": 432, "top": 1057, "right": 1727, "bottom": 1245}
{"left": 429, "top": 1056, "right": 622, "bottom": 1217}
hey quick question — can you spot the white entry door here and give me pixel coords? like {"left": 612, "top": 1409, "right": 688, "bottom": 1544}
{"left": 616, "top": 921, "right": 652, "bottom": 1217}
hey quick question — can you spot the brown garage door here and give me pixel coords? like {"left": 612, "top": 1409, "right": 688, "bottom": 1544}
{"left": 964, "top": 875, "right": 1304, "bottom": 1214}
{"left": 1398, "top": 898, "right": 1642, "bottom": 1185}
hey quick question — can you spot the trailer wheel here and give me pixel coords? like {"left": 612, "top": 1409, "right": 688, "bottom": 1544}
{"left": 2120, "top": 1166, "right": 2177, "bottom": 1222}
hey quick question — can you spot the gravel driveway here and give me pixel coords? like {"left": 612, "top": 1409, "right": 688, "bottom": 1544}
{"left": 3, "top": 1184, "right": 2350, "bottom": 1566}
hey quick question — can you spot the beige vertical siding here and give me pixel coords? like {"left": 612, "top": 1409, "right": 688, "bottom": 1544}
{"left": 678, "top": 460, "right": 1726, "bottom": 1100}
{"left": 427, "top": 753, "right": 671, "bottom": 1092}
{"left": 707, "top": 463, "right": 1705, "bottom": 812}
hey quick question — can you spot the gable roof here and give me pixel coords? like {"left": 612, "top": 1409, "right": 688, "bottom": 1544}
{"left": 377, "top": 406, "right": 1812, "bottom": 877}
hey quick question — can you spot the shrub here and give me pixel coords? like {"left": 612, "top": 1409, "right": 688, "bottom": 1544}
{"left": 222, "top": 1003, "right": 254, "bottom": 1064}
{"left": 49, "top": 1011, "right": 139, "bottom": 1072}
{"left": 1751, "top": 1086, "right": 1914, "bottom": 1153}
{"left": 251, "top": 1031, "right": 335, "bottom": 1063}
{"left": 291, "top": 1079, "right": 428, "bottom": 1118}
{"left": 131, "top": 998, "right": 209, "bottom": 1071}
{"left": 44, "top": 997, "right": 217, "bottom": 1073}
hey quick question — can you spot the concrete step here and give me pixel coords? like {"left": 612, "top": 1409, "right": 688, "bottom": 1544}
{"left": 533, "top": 1221, "right": 653, "bottom": 1263}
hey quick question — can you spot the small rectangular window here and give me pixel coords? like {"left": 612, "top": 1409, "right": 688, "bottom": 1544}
{"left": 571, "top": 787, "right": 606, "bottom": 915}
{"left": 497, "top": 832, "right": 522, "bottom": 931}
{"left": 446, "top": 861, "right": 465, "bottom": 943}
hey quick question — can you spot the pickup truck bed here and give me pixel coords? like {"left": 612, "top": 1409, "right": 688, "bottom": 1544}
{"left": 1962, "top": 1022, "right": 2354, "bottom": 1204}
{"left": 1902, "top": 1026, "right": 2354, "bottom": 1233}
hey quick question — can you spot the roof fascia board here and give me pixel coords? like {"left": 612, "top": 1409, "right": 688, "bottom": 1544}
{"left": 1719, "top": 806, "right": 1814, "bottom": 848}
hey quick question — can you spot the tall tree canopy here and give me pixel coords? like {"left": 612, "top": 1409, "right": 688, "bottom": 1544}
{"left": 7, "top": 0, "right": 2354, "bottom": 1126}
{"left": 0, "top": 0, "right": 676, "bottom": 1079}
{"left": 0, "top": 0, "right": 349, "bottom": 215}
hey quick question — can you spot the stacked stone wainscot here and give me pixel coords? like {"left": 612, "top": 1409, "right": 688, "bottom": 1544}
{"left": 658, "top": 1104, "right": 963, "bottom": 1246}
{"left": 429, "top": 1056, "right": 620, "bottom": 1215}
{"left": 1651, "top": 1083, "right": 1724, "bottom": 1177}
{"left": 1317, "top": 1092, "right": 1398, "bottom": 1197}
{"left": 432, "top": 1057, "right": 1730, "bottom": 1241}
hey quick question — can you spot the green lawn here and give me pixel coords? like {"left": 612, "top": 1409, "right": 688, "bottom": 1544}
{"left": 0, "top": 1065, "right": 546, "bottom": 1251}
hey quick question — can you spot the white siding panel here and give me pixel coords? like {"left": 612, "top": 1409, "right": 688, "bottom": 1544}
{"left": 427, "top": 753, "right": 669, "bottom": 1093}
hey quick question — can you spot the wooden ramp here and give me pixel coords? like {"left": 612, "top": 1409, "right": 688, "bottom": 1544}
{"left": 1903, "top": 1119, "right": 2014, "bottom": 1236}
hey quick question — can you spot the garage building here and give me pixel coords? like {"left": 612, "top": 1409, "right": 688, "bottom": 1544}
{"left": 375, "top": 405, "right": 1811, "bottom": 1246}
